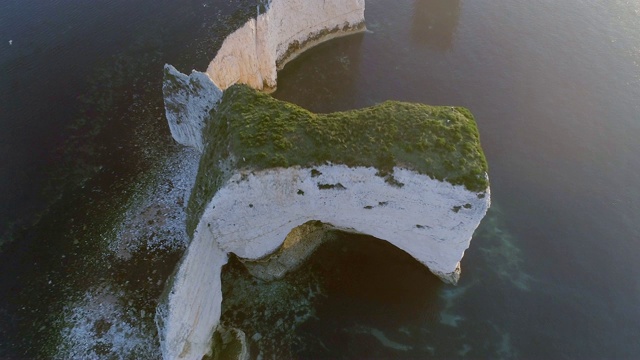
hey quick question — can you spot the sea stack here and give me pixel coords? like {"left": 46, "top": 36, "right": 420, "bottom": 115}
{"left": 157, "top": 1, "right": 490, "bottom": 359}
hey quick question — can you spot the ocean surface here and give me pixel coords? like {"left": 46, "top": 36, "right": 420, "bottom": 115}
{"left": 1, "top": 0, "right": 639, "bottom": 358}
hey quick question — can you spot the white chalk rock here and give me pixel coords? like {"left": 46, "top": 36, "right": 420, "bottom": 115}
{"left": 206, "top": 0, "right": 365, "bottom": 91}
{"left": 162, "top": 65, "right": 222, "bottom": 151}
{"left": 156, "top": 234, "right": 227, "bottom": 360}
{"left": 160, "top": 165, "right": 490, "bottom": 360}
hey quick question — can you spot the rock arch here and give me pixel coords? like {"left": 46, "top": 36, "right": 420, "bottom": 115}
{"left": 157, "top": 165, "right": 489, "bottom": 360}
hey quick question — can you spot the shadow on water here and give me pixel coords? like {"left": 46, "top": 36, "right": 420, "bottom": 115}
{"left": 273, "top": 33, "right": 365, "bottom": 112}
{"left": 219, "top": 231, "right": 444, "bottom": 359}
{"left": 294, "top": 232, "right": 444, "bottom": 359}
{"left": 411, "top": 0, "right": 460, "bottom": 51}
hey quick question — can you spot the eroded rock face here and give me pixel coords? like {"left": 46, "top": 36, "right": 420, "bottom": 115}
{"left": 162, "top": 65, "right": 222, "bottom": 151}
{"left": 159, "top": 165, "right": 490, "bottom": 360}
{"left": 204, "top": 165, "right": 488, "bottom": 280}
{"left": 159, "top": 83, "right": 491, "bottom": 359}
{"left": 156, "top": 233, "right": 227, "bottom": 360}
{"left": 205, "top": 0, "right": 366, "bottom": 90}
{"left": 241, "top": 220, "right": 332, "bottom": 282}
{"left": 158, "top": 82, "right": 491, "bottom": 358}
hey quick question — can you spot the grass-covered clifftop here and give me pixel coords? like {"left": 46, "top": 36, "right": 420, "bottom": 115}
{"left": 186, "top": 84, "right": 488, "bottom": 235}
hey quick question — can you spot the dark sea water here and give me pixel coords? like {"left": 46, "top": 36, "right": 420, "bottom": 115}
{"left": 1, "top": 0, "right": 639, "bottom": 358}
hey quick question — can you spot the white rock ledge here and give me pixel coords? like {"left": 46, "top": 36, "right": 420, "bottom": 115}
{"left": 160, "top": 165, "right": 490, "bottom": 360}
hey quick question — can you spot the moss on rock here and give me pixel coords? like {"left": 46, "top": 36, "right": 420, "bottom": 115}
{"left": 186, "top": 84, "right": 488, "bottom": 236}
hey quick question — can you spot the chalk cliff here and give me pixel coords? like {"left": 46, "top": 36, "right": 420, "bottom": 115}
{"left": 158, "top": 84, "right": 490, "bottom": 360}
{"left": 161, "top": 165, "right": 489, "bottom": 359}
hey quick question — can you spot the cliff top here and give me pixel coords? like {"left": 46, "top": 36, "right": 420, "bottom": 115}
{"left": 187, "top": 84, "right": 488, "bottom": 234}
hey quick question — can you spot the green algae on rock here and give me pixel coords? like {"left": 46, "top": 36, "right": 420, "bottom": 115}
{"left": 186, "top": 84, "right": 488, "bottom": 236}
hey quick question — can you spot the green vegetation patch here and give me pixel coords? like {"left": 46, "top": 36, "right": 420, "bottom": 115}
{"left": 186, "top": 84, "right": 488, "bottom": 235}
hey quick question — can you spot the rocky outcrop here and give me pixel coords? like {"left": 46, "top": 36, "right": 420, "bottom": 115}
{"left": 203, "top": 165, "right": 488, "bottom": 282}
{"left": 156, "top": 232, "right": 227, "bottom": 360}
{"left": 161, "top": 165, "right": 489, "bottom": 360}
{"left": 163, "top": 65, "right": 223, "bottom": 151}
{"left": 158, "top": 83, "right": 490, "bottom": 360}
{"left": 241, "top": 220, "right": 332, "bottom": 282}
